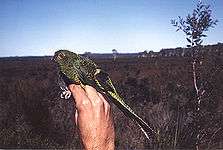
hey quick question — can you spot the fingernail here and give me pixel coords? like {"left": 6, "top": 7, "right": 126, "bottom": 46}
{"left": 69, "top": 84, "right": 80, "bottom": 91}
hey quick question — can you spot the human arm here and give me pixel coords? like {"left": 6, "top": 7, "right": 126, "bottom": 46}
{"left": 69, "top": 84, "right": 115, "bottom": 150}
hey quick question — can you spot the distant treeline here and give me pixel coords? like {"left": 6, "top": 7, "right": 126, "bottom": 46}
{"left": 82, "top": 42, "right": 223, "bottom": 59}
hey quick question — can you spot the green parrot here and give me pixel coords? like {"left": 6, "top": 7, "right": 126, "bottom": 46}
{"left": 53, "top": 50, "right": 156, "bottom": 140}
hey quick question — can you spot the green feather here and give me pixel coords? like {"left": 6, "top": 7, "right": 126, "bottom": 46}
{"left": 53, "top": 50, "right": 157, "bottom": 140}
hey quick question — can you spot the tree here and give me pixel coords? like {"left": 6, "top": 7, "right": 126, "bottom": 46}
{"left": 112, "top": 49, "right": 118, "bottom": 61}
{"left": 83, "top": 51, "right": 92, "bottom": 58}
{"left": 171, "top": 1, "right": 218, "bottom": 111}
{"left": 141, "top": 50, "right": 148, "bottom": 58}
{"left": 171, "top": 1, "right": 218, "bottom": 150}
{"left": 171, "top": 1, "right": 218, "bottom": 48}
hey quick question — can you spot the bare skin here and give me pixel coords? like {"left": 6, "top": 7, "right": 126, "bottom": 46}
{"left": 69, "top": 84, "right": 115, "bottom": 150}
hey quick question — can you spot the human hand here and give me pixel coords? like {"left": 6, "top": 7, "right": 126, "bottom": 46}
{"left": 69, "top": 84, "right": 115, "bottom": 150}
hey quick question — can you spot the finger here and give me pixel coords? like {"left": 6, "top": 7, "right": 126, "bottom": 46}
{"left": 85, "top": 85, "right": 103, "bottom": 107}
{"left": 98, "top": 92, "right": 110, "bottom": 114}
{"left": 68, "top": 84, "right": 91, "bottom": 110}
{"left": 75, "top": 109, "right": 78, "bottom": 126}
{"left": 98, "top": 92, "right": 113, "bottom": 124}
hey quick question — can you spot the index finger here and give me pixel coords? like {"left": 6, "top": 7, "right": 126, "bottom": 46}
{"left": 68, "top": 84, "right": 90, "bottom": 109}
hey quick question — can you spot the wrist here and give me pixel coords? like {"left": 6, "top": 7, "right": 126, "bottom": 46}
{"left": 83, "top": 137, "right": 115, "bottom": 150}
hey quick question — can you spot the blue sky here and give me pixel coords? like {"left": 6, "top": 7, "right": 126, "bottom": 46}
{"left": 0, "top": 0, "right": 222, "bottom": 57}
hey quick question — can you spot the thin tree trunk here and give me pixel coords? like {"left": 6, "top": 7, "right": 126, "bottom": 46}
{"left": 192, "top": 60, "right": 201, "bottom": 111}
{"left": 192, "top": 57, "right": 201, "bottom": 150}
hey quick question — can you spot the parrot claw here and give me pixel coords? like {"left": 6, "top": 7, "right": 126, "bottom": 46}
{"left": 60, "top": 86, "right": 72, "bottom": 99}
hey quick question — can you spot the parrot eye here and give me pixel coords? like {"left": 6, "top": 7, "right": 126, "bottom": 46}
{"left": 57, "top": 52, "right": 65, "bottom": 60}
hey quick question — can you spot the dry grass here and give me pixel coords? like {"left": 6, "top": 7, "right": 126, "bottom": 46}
{"left": 0, "top": 52, "right": 222, "bottom": 149}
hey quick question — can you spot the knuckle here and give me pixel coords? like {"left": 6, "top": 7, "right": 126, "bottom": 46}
{"left": 104, "top": 102, "right": 111, "bottom": 110}
{"left": 85, "top": 85, "right": 95, "bottom": 92}
{"left": 77, "top": 99, "right": 91, "bottom": 109}
{"left": 69, "top": 84, "right": 80, "bottom": 92}
{"left": 93, "top": 98, "right": 104, "bottom": 107}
